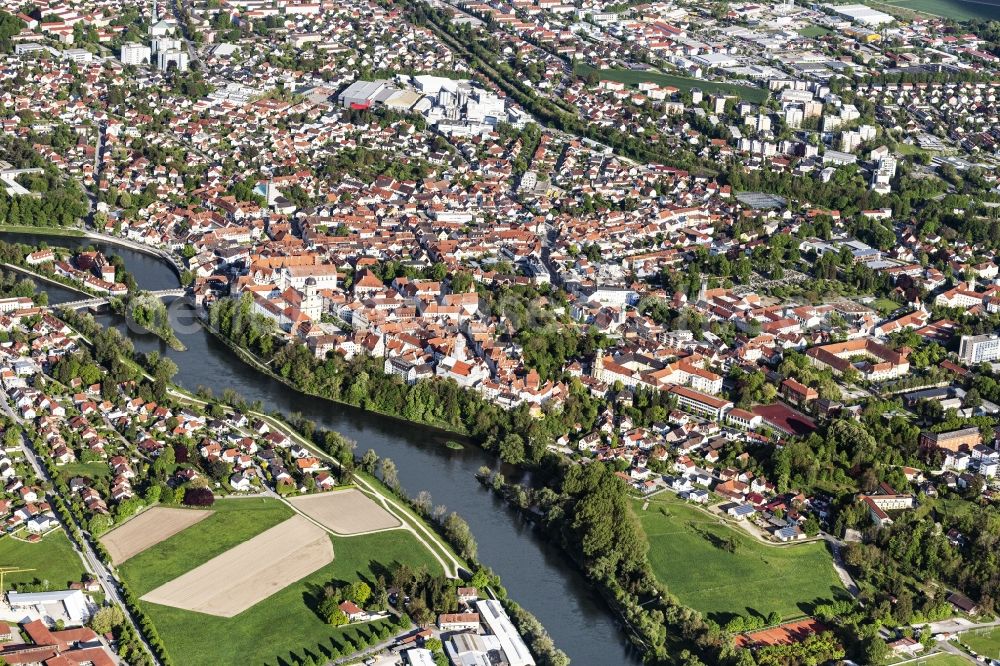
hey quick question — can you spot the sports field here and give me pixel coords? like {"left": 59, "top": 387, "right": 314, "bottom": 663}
{"left": 921, "top": 653, "right": 983, "bottom": 666}
{"left": 961, "top": 627, "right": 1000, "bottom": 660}
{"left": 101, "top": 507, "right": 213, "bottom": 565}
{"left": 881, "top": 0, "right": 1000, "bottom": 21}
{"left": 0, "top": 531, "right": 85, "bottom": 589}
{"left": 574, "top": 64, "right": 769, "bottom": 104}
{"left": 635, "top": 494, "right": 846, "bottom": 623}
{"left": 288, "top": 489, "right": 401, "bottom": 535}
{"left": 120, "top": 498, "right": 445, "bottom": 666}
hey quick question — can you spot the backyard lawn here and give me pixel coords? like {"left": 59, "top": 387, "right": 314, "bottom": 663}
{"left": 635, "top": 494, "right": 846, "bottom": 623}
{"left": 57, "top": 461, "right": 112, "bottom": 480}
{"left": 0, "top": 530, "right": 86, "bottom": 589}
{"left": 923, "top": 653, "right": 984, "bottom": 666}
{"left": 120, "top": 498, "right": 444, "bottom": 666}
{"left": 871, "top": 298, "right": 902, "bottom": 317}
{"left": 573, "top": 64, "right": 769, "bottom": 104}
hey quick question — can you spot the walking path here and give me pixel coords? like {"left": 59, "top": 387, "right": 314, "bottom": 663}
{"left": 649, "top": 491, "right": 860, "bottom": 597}
{"left": 255, "top": 412, "right": 464, "bottom": 578}
{"left": 164, "top": 388, "right": 464, "bottom": 579}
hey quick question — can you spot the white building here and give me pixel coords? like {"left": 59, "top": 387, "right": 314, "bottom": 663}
{"left": 120, "top": 42, "right": 151, "bottom": 66}
{"left": 476, "top": 600, "right": 535, "bottom": 666}
{"left": 157, "top": 49, "right": 189, "bottom": 72}
{"left": 338, "top": 80, "right": 388, "bottom": 108}
{"left": 149, "top": 18, "right": 176, "bottom": 37}
{"left": 872, "top": 156, "right": 897, "bottom": 193}
{"left": 152, "top": 37, "right": 182, "bottom": 54}
{"left": 827, "top": 4, "right": 893, "bottom": 26}
{"left": 404, "top": 648, "right": 436, "bottom": 666}
{"left": 61, "top": 48, "right": 93, "bottom": 63}
{"left": 7, "top": 590, "right": 92, "bottom": 626}
{"left": 959, "top": 334, "right": 1000, "bottom": 364}
{"left": 281, "top": 265, "right": 338, "bottom": 291}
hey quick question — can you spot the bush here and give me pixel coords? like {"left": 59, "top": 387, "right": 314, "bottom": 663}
{"left": 183, "top": 487, "right": 214, "bottom": 506}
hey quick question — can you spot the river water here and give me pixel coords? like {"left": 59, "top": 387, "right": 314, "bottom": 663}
{"left": 3, "top": 231, "right": 640, "bottom": 666}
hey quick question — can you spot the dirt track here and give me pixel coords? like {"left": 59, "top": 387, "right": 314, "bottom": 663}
{"left": 101, "top": 507, "right": 213, "bottom": 565}
{"left": 140, "top": 515, "right": 333, "bottom": 617}
{"left": 288, "top": 489, "right": 401, "bottom": 535}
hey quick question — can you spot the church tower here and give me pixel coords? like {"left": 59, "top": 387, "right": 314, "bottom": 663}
{"left": 302, "top": 277, "right": 322, "bottom": 320}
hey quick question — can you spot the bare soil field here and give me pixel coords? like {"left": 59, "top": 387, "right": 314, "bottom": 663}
{"left": 101, "top": 507, "right": 213, "bottom": 565}
{"left": 140, "top": 515, "right": 333, "bottom": 617}
{"left": 288, "top": 489, "right": 401, "bottom": 535}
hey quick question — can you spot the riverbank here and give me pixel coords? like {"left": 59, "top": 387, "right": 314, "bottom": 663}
{"left": 77, "top": 230, "right": 184, "bottom": 279}
{"left": 197, "top": 314, "right": 473, "bottom": 441}
{"left": 0, "top": 226, "right": 184, "bottom": 281}
{"left": 54, "top": 302, "right": 567, "bottom": 664}
{"left": 2, "top": 262, "right": 91, "bottom": 297}
{"left": 476, "top": 468, "right": 731, "bottom": 664}
{"left": 4, "top": 230, "right": 644, "bottom": 666}
{"left": 197, "top": 305, "right": 655, "bottom": 664}
{"left": 109, "top": 297, "right": 187, "bottom": 351}
{"left": 0, "top": 224, "right": 86, "bottom": 237}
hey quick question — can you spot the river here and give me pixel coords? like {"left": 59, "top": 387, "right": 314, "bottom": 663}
{"left": 2, "top": 231, "right": 641, "bottom": 666}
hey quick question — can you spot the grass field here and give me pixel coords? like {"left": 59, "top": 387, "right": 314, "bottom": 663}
{"left": 961, "top": 627, "right": 1000, "bottom": 660}
{"left": 120, "top": 498, "right": 444, "bottom": 666}
{"left": 58, "top": 461, "right": 112, "bottom": 480}
{"left": 0, "top": 225, "right": 85, "bottom": 237}
{"left": 636, "top": 494, "right": 846, "bottom": 623}
{"left": 881, "top": 0, "right": 1000, "bottom": 21}
{"left": 871, "top": 298, "right": 902, "bottom": 317}
{"left": 923, "top": 653, "right": 984, "bottom": 666}
{"left": 798, "top": 26, "right": 834, "bottom": 38}
{"left": 0, "top": 531, "right": 86, "bottom": 589}
{"left": 574, "top": 64, "right": 769, "bottom": 104}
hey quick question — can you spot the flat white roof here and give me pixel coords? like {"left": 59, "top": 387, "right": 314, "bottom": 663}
{"left": 404, "top": 648, "right": 436, "bottom": 666}
{"left": 8, "top": 589, "right": 89, "bottom": 623}
{"left": 476, "top": 600, "right": 535, "bottom": 666}
{"left": 827, "top": 3, "right": 893, "bottom": 25}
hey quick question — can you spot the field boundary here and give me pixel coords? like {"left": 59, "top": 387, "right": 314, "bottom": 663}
{"left": 287, "top": 489, "right": 402, "bottom": 535}
{"left": 141, "top": 515, "right": 333, "bottom": 618}
{"left": 101, "top": 507, "right": 214, "bottom": 565}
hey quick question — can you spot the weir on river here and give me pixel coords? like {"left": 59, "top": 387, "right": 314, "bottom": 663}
{"left": 1, "top": 230, "right": 641, "bottom": 666}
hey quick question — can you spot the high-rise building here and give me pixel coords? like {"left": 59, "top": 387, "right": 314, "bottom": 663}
{"left": 120, "top": 43, "right": 151, "bottom": 66}
{"left": 959, "top": 334, "right": 1000, "bottom": 364}
{"left": 158, "top": 49, "right": 189, "bottom": 72}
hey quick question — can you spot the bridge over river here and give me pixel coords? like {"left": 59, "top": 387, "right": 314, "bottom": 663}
{"left": 54, "top": 289, "right": 187, "bottom": 310}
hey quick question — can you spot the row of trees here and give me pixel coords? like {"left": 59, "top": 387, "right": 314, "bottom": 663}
{"left": 208, "top": 293, "right": 591, "bottom": 466}
{"left": 481, "top": 460, "right": 730, "bottom": 664}
{"left": 406, "top": 2, "right": 717, "bottom": 173}
{"left": 273, "top": 410, "right": 569, "bottom": 665}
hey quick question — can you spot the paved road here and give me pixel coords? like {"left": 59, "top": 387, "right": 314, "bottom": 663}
{"left": 938, "top": 641, "right": 979, "bottom": 663}
{"left": 915, "top": 617, "right": 1000, "bottom": 636}
{"left": 2, "top": 396, "right": 160, "bottom": 664}
{"left": 821, "top": 534, "right": 860, "bottom": 598}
